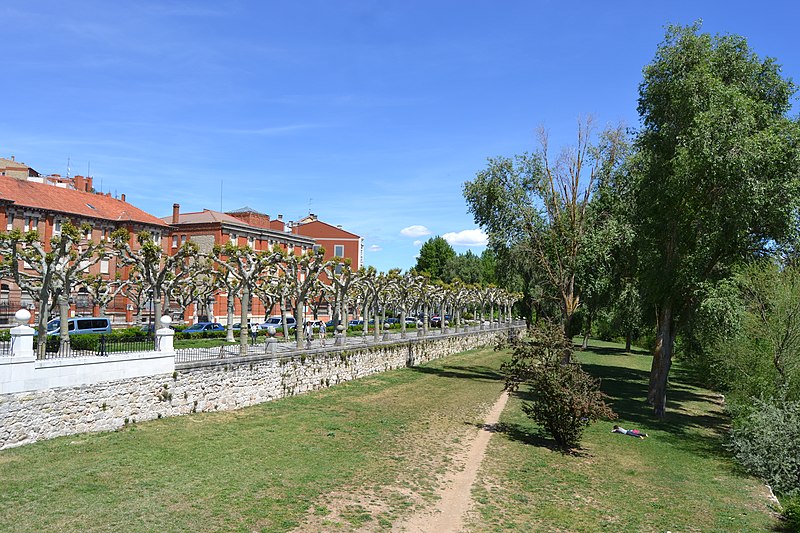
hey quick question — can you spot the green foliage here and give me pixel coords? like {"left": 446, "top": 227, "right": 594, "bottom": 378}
{"left": 414, "top": 236, "right": 456, "bottom": 281}
{"left": 502, "top": 322, "right": 616, "bottom": 448}
{"left": 783, "top": 496, "right": 800, "bottom": 530}
{"left": 632, "top": 22, "right": 800, "bottom": 414}
{"left": 728, "top": 398, "right": 800, "bottom": 497}
{"left": 692, "top": 262, "right": 800, "bottom": 402}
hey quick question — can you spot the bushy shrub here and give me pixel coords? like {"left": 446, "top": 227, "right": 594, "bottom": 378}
{"left": 728, "top": 398, "right": 800, "bottom": 497}
{"left": 502, "top": 322, "right": 617, "bottom": 449}
{"left": 783, "top": 496, "right": 800, "bottom": 531}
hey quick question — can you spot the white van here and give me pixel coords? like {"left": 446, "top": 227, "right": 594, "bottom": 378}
{"left": 46, "top": 317, "right": 112, "bottom": 336}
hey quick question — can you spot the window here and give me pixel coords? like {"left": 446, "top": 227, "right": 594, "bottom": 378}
{"left": 23, "top": 217, "right": 30, "bottom": 232}
{"left": 334, "top": 245, "right": 344, "bottom": 257}
{"left": 6, "top": 213, "right": 13, "bottom": 231}
{"left": 312, "top": 244, "right": 321, "bottom": 253}
{"left": 229, "top": 232, "right": 236, "bottom": 244}
{"left": 153, "top": 232, "right": 161, "bottom": 245}
{"left": 32, "top": 217, "right": 39, "bottom": 231}
{"left": 100, "top": 259, "right": 109, "bottom": 274}
{"left": 53, "top": 219, "right": 62, "bottom": 235}
{"left": 247, "top": 236, "right": 255, "bottom": 249}
{"left": 83, "top": 226, "right": 92, "bottom": 240}
{"left": 172, "top": 235, "right": 178, "bottom": 248}
{"left": 181, "top": 235, "right": 187, "bottom": 245}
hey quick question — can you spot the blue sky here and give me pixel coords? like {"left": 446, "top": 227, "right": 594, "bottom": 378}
{"left": 2, "top": 1, "right": 798, "bottom": 271}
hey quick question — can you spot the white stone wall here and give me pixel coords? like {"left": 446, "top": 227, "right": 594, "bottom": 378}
{"left": 0, "top": 329, "right": 516, "bottom": 450}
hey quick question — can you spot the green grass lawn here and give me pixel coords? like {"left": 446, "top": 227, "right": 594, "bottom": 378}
{"left": 469, "top": 339, "right": 779, "bottom": 532}
{"left": 0, "top": 339, "right": 781, "bottom": 532}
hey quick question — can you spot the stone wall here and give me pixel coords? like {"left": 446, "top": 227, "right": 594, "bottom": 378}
{"left": 0, "top": 328, "right": 517, "bottom": 450}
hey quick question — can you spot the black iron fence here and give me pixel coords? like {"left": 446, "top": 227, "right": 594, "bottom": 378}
{"left": 37, "top": 334, "right": 156, "bottom": 360}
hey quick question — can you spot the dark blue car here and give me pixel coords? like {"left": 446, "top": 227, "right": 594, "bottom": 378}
{"left": 183, "top": 322, "right": 224, "bottom": 333}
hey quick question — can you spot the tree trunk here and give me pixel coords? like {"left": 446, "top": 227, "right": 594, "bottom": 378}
{"left": 154, "top": 296, "right": 163, "bottom": 330}
{"left": 562, "top": 312, "right": 574, "bottom": 364}
{"left": 239, "top": 286, "right": 250, "bottom": 355}
{"left": 58, "top": 294, "right": 70, "bottom": 352}
{"left": 625, "top": 330, "right": 632, "bottom": 353}
{"left": 648, "top": 305, "right": 675, "bottom": 417}
{"left": 581, "top": 314, "right": 593, "bottom": 350}
{"left": 226, "top": 296, "right": 236, "bottom": 342}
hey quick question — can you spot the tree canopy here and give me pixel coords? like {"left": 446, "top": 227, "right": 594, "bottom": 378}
{"left": 632, "top": 23, "right": 800, "bottom": 416}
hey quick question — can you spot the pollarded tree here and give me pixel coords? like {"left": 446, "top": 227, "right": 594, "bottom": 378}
{"left": 82, "top": 273, "right": 130, "bottom": 319}
{"left": 323, "top": 258, "right": 357, "bottom": 335}
{"left": 0, "top": 222, "right": 110, "bottom": 356}
{"left": 210, "top": 242, "right": 282, "bottom": 353}
{"left": 113, "top": 229, "right": 197, "bottom": 326}
{"left": 278, "top": 247, "right": 329, "bottom": 347}
{"left": 633, "top": 23, "right": 800, "bottom": 416}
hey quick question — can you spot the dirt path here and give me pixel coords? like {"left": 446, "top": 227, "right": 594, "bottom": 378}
{"left": 393, "top": 391, "right": 509, "bottom": 533}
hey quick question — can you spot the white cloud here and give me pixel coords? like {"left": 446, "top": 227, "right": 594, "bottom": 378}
{"left": 413, "top": 240, "right": 422, "bottom": 246}
{"left": 400, "top": 225, "right": 431, "bottom": 238}
{"left": 368, "top": 244, "right": 383, "bottom": 252}
{"left": 442, "top": 229, "right": 488, "bottom": 247}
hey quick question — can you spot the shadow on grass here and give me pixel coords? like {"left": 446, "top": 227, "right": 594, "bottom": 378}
{"left": 409, "top": 364, "right": 504, "bottom": 382}
{"left": 579, "top": 357, "right": 729, "bottom": 458}
{"left": 473, "top": 418, "right": 589, "bottom": 457}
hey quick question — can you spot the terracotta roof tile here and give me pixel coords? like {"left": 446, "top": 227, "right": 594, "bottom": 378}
{"left": 0, "top": 175, "right": 168, "bottom": 227}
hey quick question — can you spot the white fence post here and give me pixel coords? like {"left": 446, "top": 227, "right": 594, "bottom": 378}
{"left": 156, "top": 315, "right": 175, "bottom": 353}
{"left": 9, "top": 309, "right": 35, "bottom": 359}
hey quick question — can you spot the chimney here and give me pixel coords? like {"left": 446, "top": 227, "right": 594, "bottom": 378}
{"left": 172, "top": 203, "right": 180, "bottom": 224}
{"left": 120, "top": 193, "right": 126, "bottom": 202}
{"left": 73, "top": 175, "right": 85, "bottom": 192}
{"left": 11, "top": 155, "right": 14, "bottom": 161}
{"left": 277, "top": 214, "right": 283, "bottom": 220}
{"left": 86, "top": 176, "right": 93, "bottom": 192}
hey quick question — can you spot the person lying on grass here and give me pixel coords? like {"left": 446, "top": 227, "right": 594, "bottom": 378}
{"left": 612, "top": 425, "right": 648, "bottom": 439}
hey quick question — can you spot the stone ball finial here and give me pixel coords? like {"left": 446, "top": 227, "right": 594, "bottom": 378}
{"left": 336, "top": 324, "right": 345, "bottom": 333}
{"left": 384, "top": 322, "right": 390, "bottom": 330}
{"left": 267, "top": 326, "right": 276, "bottom": 337}
{"left": 160, "top": 315, "right": 173, "bottom": 327}
{"left": 14, "top": 309, "right": 31, "bottom": 325}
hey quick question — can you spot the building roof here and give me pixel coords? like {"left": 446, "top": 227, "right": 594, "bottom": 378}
{"left": 163, "top": 209, "right": 316, "bottom": 244}
{"left": 165, "top": 209, "right": 248, "bottom": 226}
{"left": 293, "top": 218, "right": 360, "bottom": 239}
{"left": 226, "top": 206, "right": 266, "bottom": 215}
{"left": 0, "top": 175, "right": 168, "bottom": 227}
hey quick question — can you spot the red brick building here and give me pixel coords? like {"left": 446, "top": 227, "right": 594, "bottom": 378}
{"left": 0, "top": 157, "right": 363, "bottom": 327}
{"left": 292, "top": 214, "right": 363, "bottom": 271}
{"left": 0, "top": 172, "right": 168, "bottom": 324}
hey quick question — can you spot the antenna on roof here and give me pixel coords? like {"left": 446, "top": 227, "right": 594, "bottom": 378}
{"left": 67, "top": 156, "right": 71, "bottom": 178}
{"left": 308, "top": 197, "right": 313, "bottom": 215}
{"left": 87, "top": 161, "right": 90, "bottom": 177}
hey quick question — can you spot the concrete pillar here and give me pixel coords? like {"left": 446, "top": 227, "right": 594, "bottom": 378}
{"left": 155, "top": 315, "right": 175, "bottom": 353}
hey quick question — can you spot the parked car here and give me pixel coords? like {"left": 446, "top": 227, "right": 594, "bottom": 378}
{"left": 385, "top": 317, "right": 400, "bottom": 325}
{"left": 183, "top": 322, "right": 224, "bottom": 333}
{"left": 260, "top": 316, "right": 297, "bottom": 330}
{"left": 231, "top": 322, "right": 258, "bottom": 331}
{"left": 46, "top": 317, "right": 112, "bottom": 336}
{"left": 405, "top": 316, "right": 423, "bottom": 326}
{"left": 348, "top": 319, "right": 364, "bottom": 327}
{"left": 430, "top": 315, "right": 450, "bottom": 327}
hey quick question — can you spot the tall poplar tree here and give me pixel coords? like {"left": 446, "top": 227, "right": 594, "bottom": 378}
{"left": 634, "top": 23, "right": 800, "bottom": 416}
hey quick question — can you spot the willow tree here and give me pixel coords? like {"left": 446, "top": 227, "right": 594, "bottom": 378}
{"left": 464, "top": 118, "right": 626, "bottom": 350}
{"left": 634, "top": 23, "right": 800, "bottom": 416}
